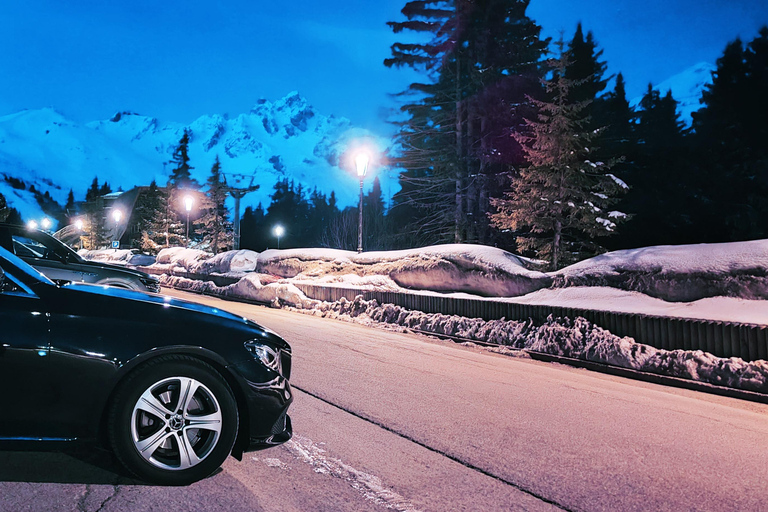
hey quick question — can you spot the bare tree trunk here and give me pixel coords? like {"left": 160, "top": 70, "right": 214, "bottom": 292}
{"left": 455, "top": 58, "right": 464, "bottom": 244}
{"left": 553, "top": 219, "right": 562, "bottom": 270}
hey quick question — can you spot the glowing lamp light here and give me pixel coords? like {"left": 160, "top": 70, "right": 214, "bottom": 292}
{"left": 184, "top": 195, "right": 194, "bottom": 212}
{"left": 273, "top": 225, "right": 285, "bottom": 249}
{"left": 112, "top": 209, "right": 123, "bottom": 223}
{"left": 355, "top": 152, "right": 370, "bottom": 178}
{"left": 75, "top": 219, "right": 84, "bottom": 230}
{"left": 41, "top": 218, "right": 52, "bottom": 230}
{"left": 27, "top": 220, "right": 38, "bottom": 230}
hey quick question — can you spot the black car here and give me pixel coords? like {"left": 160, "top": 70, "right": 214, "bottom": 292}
{"left": 0, "top": 245, "right": 292, "bottom": 485}
{"left": 0, "top": 223, "right": 160, "bottom": 292}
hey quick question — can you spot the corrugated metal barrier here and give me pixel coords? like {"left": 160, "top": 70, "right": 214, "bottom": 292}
{"left": 294, "top": 283, "right": 768, "bottom": 362}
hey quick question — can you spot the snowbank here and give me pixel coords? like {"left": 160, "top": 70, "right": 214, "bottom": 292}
{"left": 307, "top": 295, "right": 768, "bottom": 394}
{"left": 155, "top": 247, "right": 213, "bottom": 271}
{"left": 555, "top": 240, "right": 768, "bottom": 302}
{"left": 157, "top": 244, "right": 551, "bottom": 297}
{"left": 78, "top": 249, "right": 156, "bottom": 267}
{"left": 195, "top": 249, "right": 260, "bottom": 274}
{"left": 160, "top": 273, "right": 313, "bottom": 309}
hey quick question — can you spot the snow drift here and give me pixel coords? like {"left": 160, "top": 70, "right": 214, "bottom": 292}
{"left": 554, "top": 239, "right": 768, "bottom": 302}
{"left": 153, "top": 244, "right": 552, "bottom": 297}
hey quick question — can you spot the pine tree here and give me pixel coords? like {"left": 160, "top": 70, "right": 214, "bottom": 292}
{"left": 85, "top": 177, "right": 101, "bottom": 202}
{"left": 565, "top": 23, "right": 609, "bottom": 110}
{"left": 134, "top": 181, "right": 168, "bottom": 254}
{"left": 691, "top": 28, "right": 768, "bottom": 241}
{"left": 612, "top": 84, "right": 693, "bottom": 247}
{"left": 168, "top": 128, "right": 197, "bottom": 190}
{"left": 265, "top": 179, "right": 311, "bottom": 249}
{"left": 65, "top": 189, "right": 76, "bottom": 214}
{"left": 164, "top": 128, "right": 200, "bottom": 247}
{"left": 200, "top": 156, "right": 232, "bottom": 254}
{"left": 386, "top": 0, "right": 547, "bottom": 247}
{"left": 490, "top": 40, "right": 626, "bottom": 269}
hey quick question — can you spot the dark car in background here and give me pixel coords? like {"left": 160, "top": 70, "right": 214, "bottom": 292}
{"left": 0, "top": 222, "right": 159, "bottom": 292}
{"left": 0, "top": 245, "right": 293, "bottom": 485}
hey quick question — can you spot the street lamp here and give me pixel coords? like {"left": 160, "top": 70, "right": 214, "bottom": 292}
{"left": 355, "top": 152, "right": 369, "bottom": 253}
{"left": 184, "top": 195, "right": 194, "bottom": 248}
{"left": 273, "top": 225, "right": 285, "bottom": 249}
{"left": 75, "top": 218, "right": 85, "bottom": 250}
{"left": 41, "top": 218, "right": 52, "bottom": 231}
{"left": 27, "top": 220, "right": 38, "bottom": 230}
{"left": 112, "top": 210, "right": 123, "bottom": 250}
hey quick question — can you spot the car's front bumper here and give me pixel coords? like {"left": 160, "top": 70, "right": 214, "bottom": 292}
{"left": 227, "top": 358, "right": 293, "bottom": 455}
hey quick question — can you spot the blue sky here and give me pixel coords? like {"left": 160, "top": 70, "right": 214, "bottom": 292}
{"left": 1, "top": 0, "right": 766, "bottom": 135}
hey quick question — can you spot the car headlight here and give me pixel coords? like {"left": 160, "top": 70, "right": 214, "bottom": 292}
{"left": 139, "top": 276, "right": 160, "bottom": 292}
{"left": 244, "top": 340, "right": 280, "bottom": 372}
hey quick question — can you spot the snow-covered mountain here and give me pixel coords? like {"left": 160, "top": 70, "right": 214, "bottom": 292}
{"left": 630, "top": 62, "right": 715, "bottom": 125}
{"left": 0, "top": 92, "right": 391, "bottom": 224}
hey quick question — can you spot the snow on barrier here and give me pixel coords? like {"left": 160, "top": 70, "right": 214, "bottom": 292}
{"left": 293, "top": 283, "right": 768, "bottom": 363}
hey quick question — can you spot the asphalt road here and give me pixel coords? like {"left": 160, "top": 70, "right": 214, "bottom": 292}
{"left": 2, "top": 289, "right": 768, "bottom": 512}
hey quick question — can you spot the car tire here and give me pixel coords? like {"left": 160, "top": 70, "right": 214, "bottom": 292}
{"left": 108, "top": 355, "right": 239, "bottom": 485}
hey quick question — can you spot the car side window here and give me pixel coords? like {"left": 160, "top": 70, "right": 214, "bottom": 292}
{"left": 12, "top": 235, "right": 48, "bottom": 259}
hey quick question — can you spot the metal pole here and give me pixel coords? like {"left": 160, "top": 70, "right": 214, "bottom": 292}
{"left": 357, "top": 178, "right": 363, "bottom": 253}
{"left": 232, "top": 193, "right": 243, "bottom": 250}
{"left": 185, "top": 213, "right": 190, "bottom": 248}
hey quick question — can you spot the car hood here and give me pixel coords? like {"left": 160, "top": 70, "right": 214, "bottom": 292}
{"left": 57, "top": 282, "right": 286, "bottom": 347}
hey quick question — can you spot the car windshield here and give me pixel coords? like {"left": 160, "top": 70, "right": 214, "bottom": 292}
{"left": 0, "top": 245, "right": 55, "bottom": 286}
{"left": 17, "top": 229, "right": 85, "bottom": 263}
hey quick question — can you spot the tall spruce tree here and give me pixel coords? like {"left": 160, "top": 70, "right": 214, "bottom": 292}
{"left": 386, "top": 0, "right": 547, "bottom": 248}
{"left": 163, "top": 128, "right": 201, "bottom": 247}
{"left": 692, "top": 28, "right": 768, "bottom": 241}
{"left": 200, "top": 156, "right": 232, "bottom": 254}
{"left": 135, "top": 181, "right": 169, "bottom": 254}
{"left": 490, "top": 40, "right": 626, "bottom": 269}
{"left": 168, "top": 128, "right": 197, "bottom": 189}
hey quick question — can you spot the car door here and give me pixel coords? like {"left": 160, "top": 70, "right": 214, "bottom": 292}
{"left": 0, "top": 265, "right": 53, "bottom": 438}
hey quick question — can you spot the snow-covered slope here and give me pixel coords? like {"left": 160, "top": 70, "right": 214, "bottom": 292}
{"left": 0, "top": 92, "right": 390, "bottom": 221}
{"left": 630, "top": 62, "right": 715, "bottom": 125}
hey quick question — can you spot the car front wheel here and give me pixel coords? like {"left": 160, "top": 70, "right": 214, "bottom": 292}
{"left": 109, "top": 356, "right": 239, "bottom": 485}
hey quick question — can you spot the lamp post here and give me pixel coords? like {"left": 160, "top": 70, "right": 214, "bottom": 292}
{"left": 112, "top": 209, "right": 123, "bottom": 250}
{"left": 355, "top": 152, "right": 369, "bottom": 253}
{"left": 184, "top": 195, "right": 194, "bottom": 248}
{"left": 273, "top": 225, "right": 285, "bottom": 249}
{"left": 75, "top": 218, "right": 84, "bottom": 250}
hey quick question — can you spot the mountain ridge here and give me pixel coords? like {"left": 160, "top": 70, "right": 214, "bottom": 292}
{"left": 0, "top": 92, "right": 389, "bottom": 226}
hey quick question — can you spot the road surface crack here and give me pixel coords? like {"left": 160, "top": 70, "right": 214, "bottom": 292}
{"left": 293, "top": 384, "right": 573, "bottom": 512}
